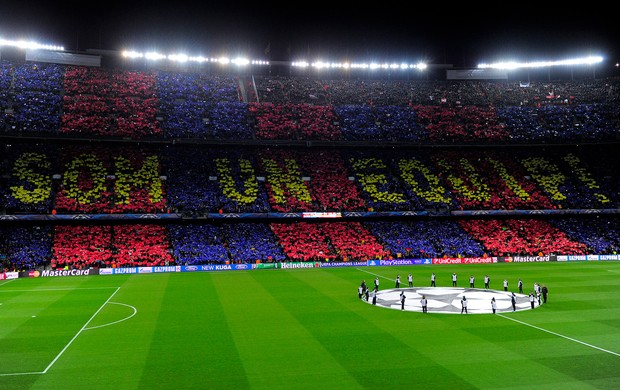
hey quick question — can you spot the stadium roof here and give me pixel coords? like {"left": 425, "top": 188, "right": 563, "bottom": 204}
{"left": 1, "top": 4, "right": 618, "bottom": 69}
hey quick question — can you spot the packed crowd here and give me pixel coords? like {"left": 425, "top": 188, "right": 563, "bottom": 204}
{"left": 50, "top": 224, "right": 173, "bottom": 269}
{"left": 2, "top": 216, "right": 619, "bottom": 271}
{"left": 0, "top": 225, "right": 52, "bottom": 270}
{"left": 157, "top": 71, "right": 252, "bottom": 139}
{"left": 1, "top": 143, "right": 617, "bottom": 214}
{"left": 0, "top": 62, "right": 63, "bottom": 135}
{"left": 1, "top": 60, "right": 619, "bottom": 143}
{"left": 0, "top": 61, "right": 618, "bottom": 271}
{"left": 61, "top": 66, "right": 161, "bottom": 138}
{"left": 254, "top": 75, "right": 620, "bottom": 107}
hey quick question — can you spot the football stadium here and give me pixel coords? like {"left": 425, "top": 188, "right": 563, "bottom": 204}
{"left": 1, "top": 11, "right": 620, "bottom": 389}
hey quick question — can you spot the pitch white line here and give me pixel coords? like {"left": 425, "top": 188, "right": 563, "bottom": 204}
{"left": 84, "top": 302, "right": 137, "bottom": 330}
{"left": 0, "top": 287, "right": 122, "bottom": 377}
{"left": 355, "top": 268, "right": 393, "bottom": 281}
{"left": 0, "top": 287, "right": 118, "bottom": 293}
{"left": 497, "top": 314, "right": 620, "bottom": 357}
{"left": 0, "top": 370, "right": 44, "bottom": 376}
{"left": 41, "top": 287, "right": 121, "bottom": 373}
{"left": 0, "top": 279, "right": 16, "bottom": 286}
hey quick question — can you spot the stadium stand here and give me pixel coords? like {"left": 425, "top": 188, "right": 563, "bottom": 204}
{"left": 0, "top": 58, "right": 619, "bottom": 270}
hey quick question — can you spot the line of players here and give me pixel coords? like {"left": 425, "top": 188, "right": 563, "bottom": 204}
{"left": 358, "top": 272, "right": 549, "bottom": 305}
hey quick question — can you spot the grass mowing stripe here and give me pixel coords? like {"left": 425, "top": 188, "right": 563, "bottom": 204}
{"left": 278, "top": 268, "right": 480, "bottom": 389}
{"left": 535, "top": 354, "right": 620, "bottom": 385}
{"left": 344, "top": 267, "right": 575, "bottom": 389}
{"left": 455, "top": 316, "right": 615, "bottom": 388}
{"left": 42, "top": 287, "right": 120, "bottom": 374}
{"left": 0, "top": 285, "right": 119, "bottom": 376}
{"left": 0, "top": 287, "right": 120, "bottom": 292}
{"left": 355, "top": 267, "right": 394, "bottom": 284}
{"left": 137, "top": 272, "right": 251, "bottom": 390}
{"left": 35, "top": 274, "right": 173, "bottom": 390}
{"left": 2, "top": 261, "right": 620, "bottom": 389}
{"left": 214, "top": 270, "right": 363, "bottom": 390}
{"left": 497, "top": 314, "right": 620, "bottom": 357}
{"left": 349, "top": 266, "right": 611, "bottom": 388}
{"left": 0, "top": 287, "right": 120, "bottom": 377}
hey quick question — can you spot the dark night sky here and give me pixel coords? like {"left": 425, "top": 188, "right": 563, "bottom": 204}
{"left": 1, "top": 3, "right": 618, "bottom": 68}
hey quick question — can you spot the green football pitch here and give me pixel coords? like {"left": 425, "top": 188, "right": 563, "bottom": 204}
{"left": 1, "top": 261, "right": 619, "bottom": 389}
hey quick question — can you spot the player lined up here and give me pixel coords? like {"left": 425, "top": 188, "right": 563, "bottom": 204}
{"left": 358, "top": 273, "right": 548, "bottom": 302}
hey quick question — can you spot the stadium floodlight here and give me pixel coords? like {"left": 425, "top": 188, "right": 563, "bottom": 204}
{"left": 231, "top": 57, "right": 250, "bottom": 66}
{"left": 189, "top": 56, "right": 208, "bottom": 63}
{"left": 350, "top": 63, "right": 369, "bottom": 69}
{"left": 478, "top": 55, "right": 604, "bottom": 70}
{"left": 168, "top": 54, "right": 189, "bottom": 62}
{"left": 121, "top": 49, "right": 270, "bottom": 66}
{"left": 121, "top": 48, "right": 421, "bottom": 70}
{"left": 295, "top": 60, "right": 426, "bottom": 71}
{"left": 0, "top": 38, "right": 64, "bottom": 51}
{"left": 122, "top": 50, "right": 143, "bottom": 58}
{"left": 312, "top": 61, "right": 330, "bottom": 69}
{"left": 144, "top": 52, "right": 166, "bottom": 61}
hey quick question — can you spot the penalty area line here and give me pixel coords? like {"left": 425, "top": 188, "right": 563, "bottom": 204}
{"left": 0, "top": 370, "right": 44, "bottom": 377}
{"left": 0, "top": 287, "right": 122, "bottom": 377}
{"left": 0, "top": 286, "right": 123, "bottom": 377}
{"left": 497, "top": 314, "right": 620, "bottom": 357}
{"left": 41, "top": 287, "right": 121, "bottom": 374}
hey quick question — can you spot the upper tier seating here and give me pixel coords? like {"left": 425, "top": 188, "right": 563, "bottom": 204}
{"left": 2, "top": 60, "right": 619, "bottom": 143}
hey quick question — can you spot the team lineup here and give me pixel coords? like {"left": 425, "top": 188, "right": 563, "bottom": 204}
{"left": 358, "top": 272, "right": 549, "bottom": 314}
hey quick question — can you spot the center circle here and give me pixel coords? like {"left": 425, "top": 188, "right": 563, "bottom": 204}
{"left": 366, "top": 287, "right": 539, "bottom": 314}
